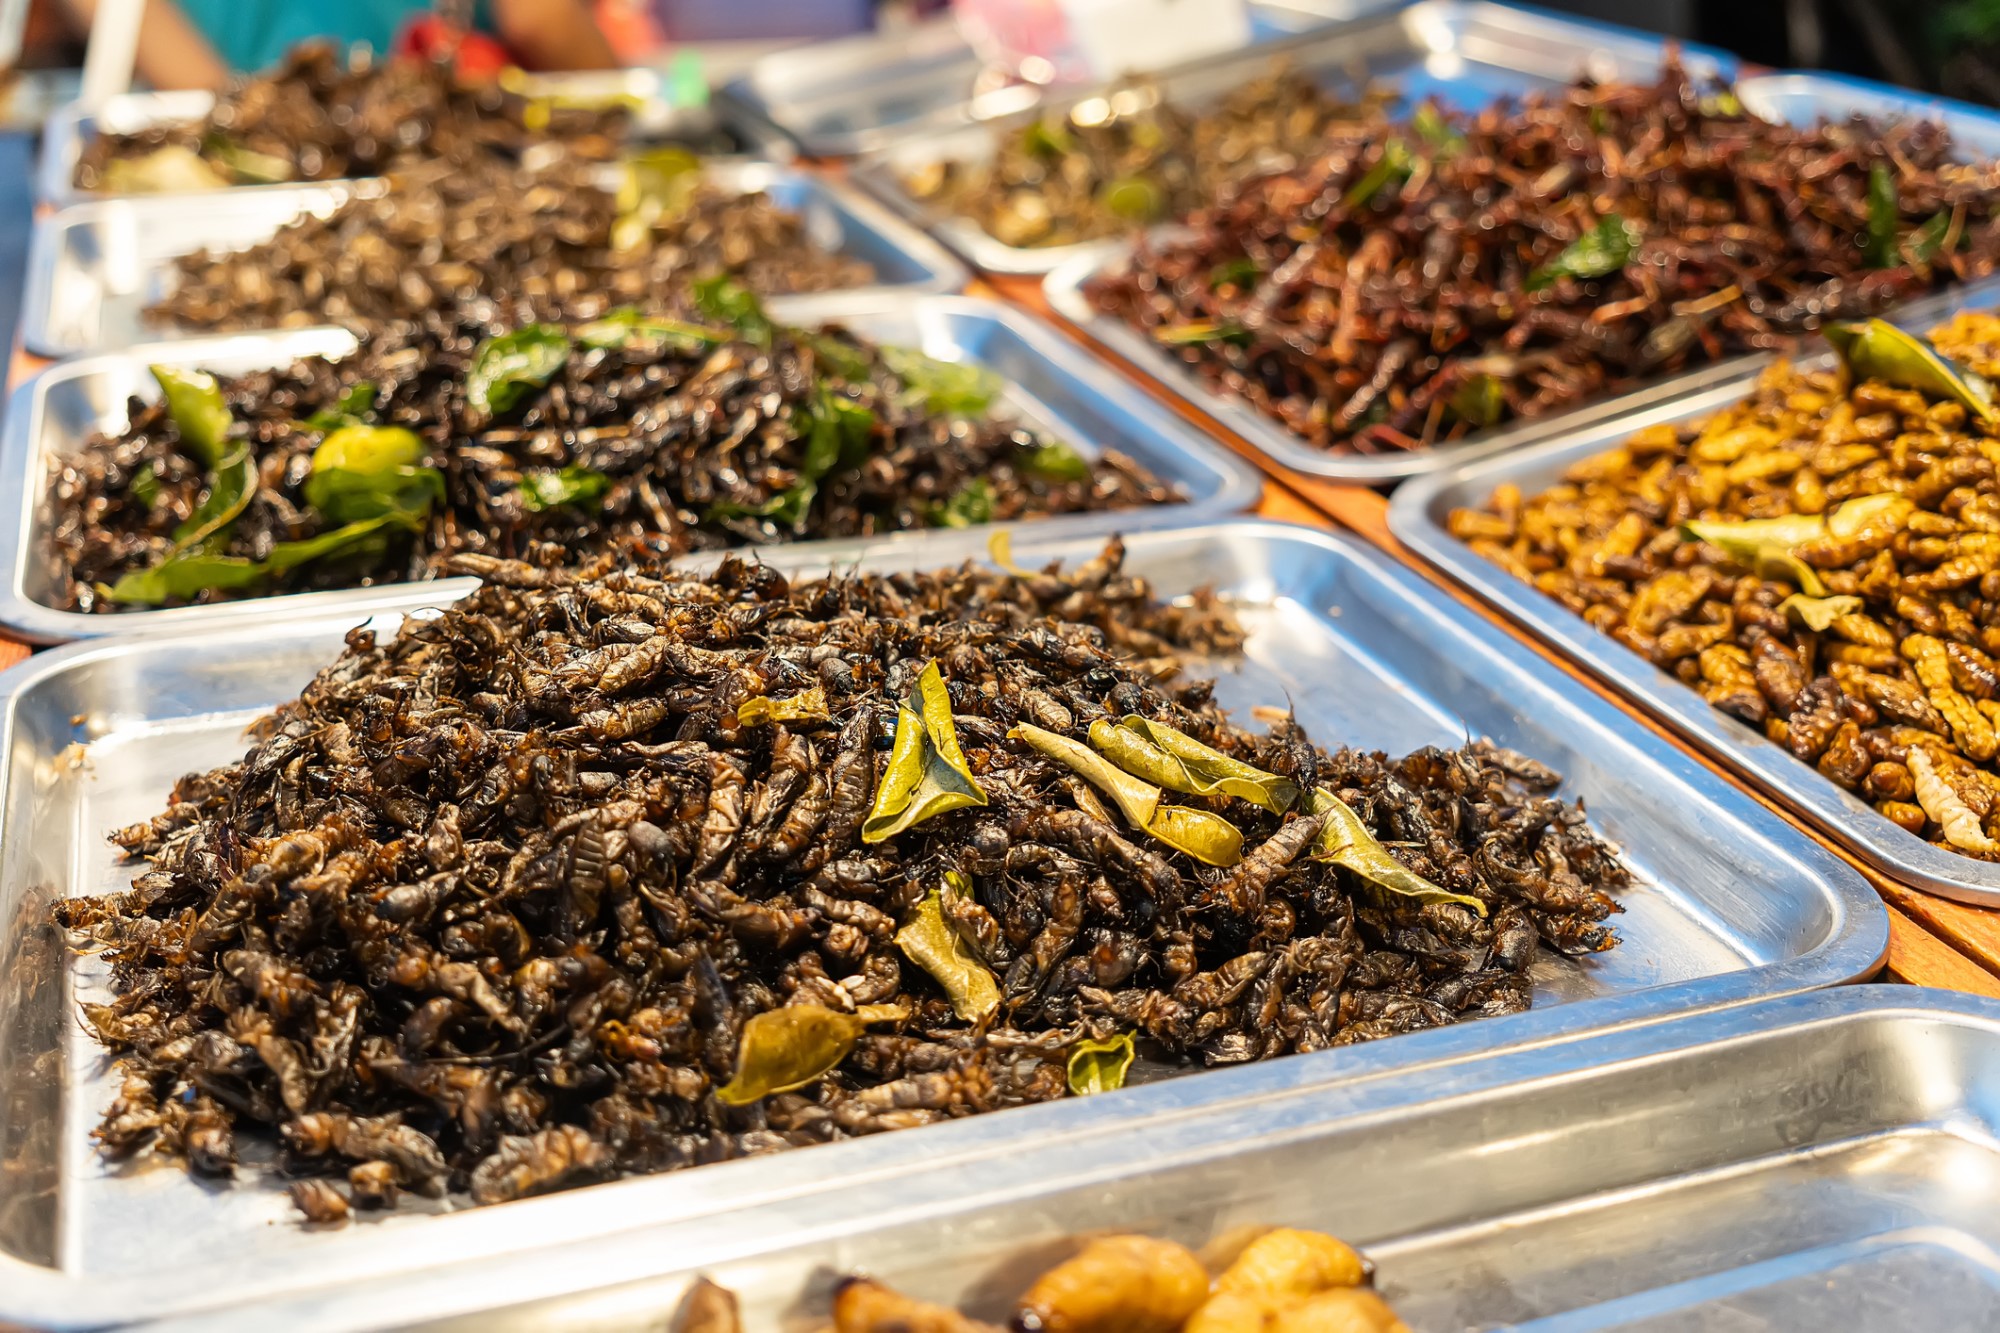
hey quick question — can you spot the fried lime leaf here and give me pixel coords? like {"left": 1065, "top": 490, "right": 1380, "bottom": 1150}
{"left": 305, "top": 426, "right": 443, "bottom": 529}
{"left": 1066, "top": 1032, "right": 1136, "bottom": 1096}
{"left": 987, "top": 528, "right": 1036, "bottom": 578}
{"left": 713, "top": 1003, "right": 905, "bottom": 1106}
{"left": 1679, "top": 517, "right": 1830, "bottom": 597}
{"left": 1449, "top": 373, "right": 1505, "bottom": 428}
{"left": 1825, "top": 319, "right": 1999, "bottom": 425}
{"left": 1010, "top": 722, "right": 1243, "bottom": 866}
{"left": 210, "top": 141, "right": 293, "bottom": 184}
{"left": 100, "top": 514, "right": 408, "bottom": 605}
{"left": 1100, "top": 174, "right": 1166, "bottom": 223}
{"left": 1092, "top": 716, "right": 1298, "bottom": 815}
{"left": 574, "top": 307, "right": 730, "bottom": 353}
{"left": 170, "top": 445, "right": 255, "bottom": 550}
{"left": 929, "top": 478, "right": 996, "bottom": 529}
{"left": 521, "top": 465, "right": 612, "bottom": 513}
{"left": 736, "top": 685, "right": 831, "bottom": 727}
{"left": 691, "top": 274, "right": 774, "bottom": 348}
{"left": 1865, "top": 162, "right": 1899, "bottom": 268}
{"left": 896, "top": 873, "right": 1001, "bottom": 1021}
{"left": 802, "top": 331, "right": 874, "bottom": 382}
{"left": 1343, "top": 136, "right": 1410, "bottom": 208}
{"left": 1824, "top": 492, "right": 1913, "bottom": 538}
{"left": 1153, "top": 321, "right": 1249, "bottom": 347}
{"left": 1019, "top": 440, "right": 1091, "bottom": 483}
{"left": 304, "top": 381, "right": 380, "bottom": 431}
{"left": 103, "top": 145, "right": 227, "bottom": 193}
{"left": 1411, "top": 102, "right": 1465, "bottom": 156}
{"left": 879, "top": 345, "right": 1005, "bottom": 418}
{"left": 1308, "top": 788, "right": 1485, "bottom": 915}
{"left": 467, "top": 326, "right": 572, "bottom": 417}
{"left": 150, "top": 365, "right": 234, "bottom": 467}
{"left": 1780, "top": 593, "right": 1864, "bottom": 632}
{"left": 128, "top": 460, "right": 161, "bottom": 508}
{"left": 1209, "top": 257, "right": 1262, "bottom": 290}
{"left": 1526, "top": 215, "right": 1640, "bottom": 292}
{"left": 862, "top": 662, "right": 989, "bottom": 842}
{"left": 1909, "top": 210, "right": 1954, "bottom": 266}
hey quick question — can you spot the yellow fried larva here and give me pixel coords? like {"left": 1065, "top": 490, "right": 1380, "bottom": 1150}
{"left": 1183, "top": 1290, "right": 1278, "bottom": 1333}
{"left": 1013, "top": 1235, "right": 1209, "bottom": 1333}
{"left": 1266, "top": 1288, "right": 1411, "bottom": 1333}
{"left": 1909, "top": 748, "right": 2000, "bottom": 855}
{"left": 1214, "top": 1229, "right": 1367, "bottom": 1303}
{"left": 834, "top": 1278, "right": 997, "bottom": 1333}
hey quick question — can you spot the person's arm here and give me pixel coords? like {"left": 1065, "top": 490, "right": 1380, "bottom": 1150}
{"left": 490, "top": 0, "right": 617, "bottom": 70}
{"left": 58, "top": 0, "right": 230, "bottom": 90}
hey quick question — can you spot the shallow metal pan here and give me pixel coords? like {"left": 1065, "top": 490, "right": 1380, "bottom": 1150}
{"left": 346, "top": 987, "right": 2000, "bottom": 1333}
{"left": 0, "top": 293, "right": 1258, "bottom": 643}
{"left": 862, "top": 1, "right": 1735, "bottom": 278}
{"left": 1040, "top": 63, "right": 2000, "bottom": 484}
{"left": 1389, "top": 281, "right": 2000, "bottom": 907}
{"left": 37, "top": 76, "right": 792, "bottom": 209}
{"left": 715, "top": 2, "right": 1385, "bottom": 161}
{"left": 20, "top": 161, "right": 970, "bottom": 358}
{"left": 0, "top": 519, "right": 1884, "bottom": 1330}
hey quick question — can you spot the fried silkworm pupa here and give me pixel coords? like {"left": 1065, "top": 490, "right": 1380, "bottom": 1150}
{"left": 835, "top": 1277, "right": 1000, "bottom": 1333}
{"left": 1012, "top": 1235, "right": 1209, "bottom": 1333}
{"left": 671, "top": 1277, "right": 744, "bottom": 1333}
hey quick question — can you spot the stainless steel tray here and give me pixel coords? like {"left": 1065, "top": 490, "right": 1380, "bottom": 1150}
{"left": 36, "top": 77, "right": 792, "bottom": 209}
{"left": 300, "top": 986, "right": 2000, "bottom": 1333}
{"left": 1040, "top": 63, "right": 2000, "bottom": 483}
{"left": 0, "top": 519, "right": 1885, "bottom": 1330}
{"left": 863, "top": 1, "right": 1736, "bottom": 278}
{"left": 0, "top": 293, "right": 1259, "bottom": 642}
{"left": 20, "top": 161, "right": 970, "bottom": 358}
{"left": 1389, "top": 280, "right": 2000, "bottom": 907}
{"left": 716, "top": 2, "right": 1382, "bottom": 161}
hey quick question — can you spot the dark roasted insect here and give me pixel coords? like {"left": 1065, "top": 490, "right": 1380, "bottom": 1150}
{"left": 1086, "top": 61, "right": 2000, "bottom": 456}
{"left": 56, "top": 542, "right": 1624, "bottom": 1222}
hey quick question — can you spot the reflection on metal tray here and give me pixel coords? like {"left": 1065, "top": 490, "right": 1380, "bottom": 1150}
{"left": 0, "top": 521, "right": 1884, "bottom": 1329}
{"left": 1038, "top": 62, "right": 2000, "bottom": 482}
{"left": 857, "top": 0, "right": 1737, "bottom": 278}
{"left": 0, "top": 294, "right": 1259, "bottom": 643}
{"left": 716, "top": 2, "right": 1383, "bottom": 161}
{"left": 20, "top": 162, "right": 971, "bottom": 358}
{"left": 35, "top": 77, "right": 793, "bottom": 209}
{"left": 1388, "top": 278, "right": 2000, "bottom": 907}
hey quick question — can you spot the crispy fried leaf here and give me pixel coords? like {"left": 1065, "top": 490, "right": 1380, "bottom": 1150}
{"left": 521, "top": 465, "right": 612, "bottom": 513}
{"left": 1209, "top": 257, "right": 1262, "bottom": 290}
{"left": 1153, "top": 321, "right": 1249, "bottom": 347}
{"left": 304, "top": 381, "right": 380, "bottom": 431}
{"left": 209, "top": 140, "right": 293, "bottom": 184}
{"left": 305, "top": 426, "right": 443, "bottom": 529}
{"left": 1010, "top": 722, "right": 1243, "bottom": 866}
{"left": 103, "top": 145, "right": 227, "bottom": 193}
{"left": 802, "top": 331, "right": 874, "bottom": 382}
{"left": 1411, "top": 102, "right": 1465, "bottom": 156}
{"left": 100, "top": 514, "right": 408, "bottom": 605}
{"left": 929, "top": 478, "right": 996, "bottom": 529}
{"left": 1343, "top": 136, "right": 1410, "bottom": 208}
{"left": 1092, "top": 716, "right": 1298, "bottom": 814}
{"left": 987, "top": 529, "right": 1036, "bottom": 579}
{"left": 1526, "top": 215, "right": 1640, "bottom": 292}
{"left": 170, "top": 445, "right": 254, "bottom": 549}
{"left": 1825, "top": 318, "right": 1999, "bottom": 424}
{"left": 467, "top": 326, "right": 572, "bottom": 417}
{"left": 896, "top": 873, "right": 1001, "bottom": 1021}
{"left": 736, "top": 686, "right": 831, "bottom": 727}
{"left": 1865, "top": 163, "right": 1899, "bottom": 268}
{"left": 129, "top": 461, "right": 160, "bottom": 508}
{"left": 713, "top": 1003, "right": 905, "bottom": 1106}
{"left": 1679, "top": 518, "right": 1831, "bottom": 597}
{"left": 574, "top": 306, "right": 730, "bottom": 353}
{"left": 862, "top": 663, "right": 988, "bottom": 842}
{"left": 1019, "top": 440, "right": 1091, "bottom": 483}
{"left": 151, "top": 365, "right": 234, "bottom": 467}
{"left": 879, "top": 345, "right": 1005, "bottom": 418}
{"left": 691, "top": 274, "right": 774, "bottom": 348}
{"left": 1100, "top": 174, "right": 1165, "bottom": 223}
{"left": 1909, "top": 210, "right": 1954, "bottom": 266}
{"left": 1780, "top": 593, "right": 1864, "bottom": 632}
{"left": 1066, "top": 1032, "right": 1136, "bottom": 1095}
{"left": 1308, "top": 788, "right": 1485, "bottom": 915}
{"left": 1449, "top": 373, "right": 1505, "bottom": 428}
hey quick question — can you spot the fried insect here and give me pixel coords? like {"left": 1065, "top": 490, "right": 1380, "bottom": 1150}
{"left": 1452, "top": 311, "right": 2000, "bottom": 860}
{"left": 1014, "top": 1235, "right": 1210, "bottom": 1333}
{"left": 58, "top": 543, "right": 1624, "bottom": 1221}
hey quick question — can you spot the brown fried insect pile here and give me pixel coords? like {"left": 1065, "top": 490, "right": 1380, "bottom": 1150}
{"left": 1451, "top": 311, "right": 2000, "bottom": 858}
{"left": 1084, "top": 61, "right": 2000, "bottom": 457}
{"left": 56, "top": 542, "right": 1623, "bottom": 1221}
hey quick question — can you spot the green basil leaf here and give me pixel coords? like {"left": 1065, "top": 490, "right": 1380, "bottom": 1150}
{"left": 1908, "top": 211, "right": 1953, "bottom": 266}
{"left": 896, "top": 872, "right": 1002, "bottom": 1022}
{"left": 1066, "top": 1032, "right": 1136, "bottom": 1095}
{"left": 1525, "top": 215, "right": 1640, "bottom": 293}
{"left": 1019, "top": 440, "right": 1091, "bottom": 483}
{"left": 467, "top": 326, "right": 572, "bottom": 417}
{"left": 1094, "top": 716, "right": 1299, "bottom": 814}
{"left": 1865, "top": 162, "right": 1899, "bottom": 269}
{"left": 1825, "top": 318, "right": 1999, "bottom": 424}
{"left": 521, "top": 465, "right": 612, "bottom": 513}
{"left": 878, "top": 345, "right": 1005, "bottom": 418}
{"left": 150, "top": 365, "right": 233, "bottom": 467}
{"left": 1308, "top": 787, "right": 1485, "bottom": 915}
{"left": 929, "top": 478, "right": 995, "bottom": 530}
{"left": 862, "top": 662, "right": 989, "bottom": 843}
{"left": 691, "top": 274, "right": 774, "bottom": 348}
{"left": 714, "top": 1003, "right": 905, "bottom": 1106}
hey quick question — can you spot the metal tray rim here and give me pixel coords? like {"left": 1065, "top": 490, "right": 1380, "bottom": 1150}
{"left": 0, "top": 293, "right": 1261, "bottom": 644}
{"left": 1386, "top": 369, "right": 2000, "bottom": 907}
{"left": 0, "top": 517, "right": 1887, "bottom": 1328}
{"left": 18, "top": 163, "right": 971, "bottom": 359}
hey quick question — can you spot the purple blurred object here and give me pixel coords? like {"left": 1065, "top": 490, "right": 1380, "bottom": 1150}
{"left": 653, "top": 0, "right": 875, "bottom": 40}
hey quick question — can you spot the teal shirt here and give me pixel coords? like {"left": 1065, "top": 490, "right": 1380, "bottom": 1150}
{"left": 177, "top": 0, "right": 490, "bottom": 74}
